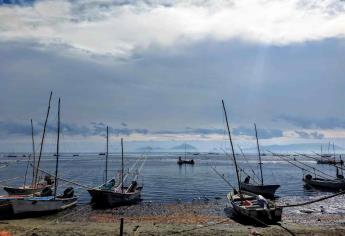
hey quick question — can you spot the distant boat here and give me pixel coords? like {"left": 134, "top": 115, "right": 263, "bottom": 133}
{"left": 73, "top": 154, "right": 79, "bottom": 157}
{"left": 99, "top": 152, "right": 106, "bottom": 156}
{"left": 177, "top": 157, "right": 195, "bottom": 165}
{"left": 239, "top": 124, "right": 280, "bottom": 198}
{"left": 88, "top": 130, "right": 142, "bottom": 207}
{"left": 177, "top": 144, "right": 195, "bottom": 165}
{"left": 7, "top": 155, "right": 17, "bottom": 158}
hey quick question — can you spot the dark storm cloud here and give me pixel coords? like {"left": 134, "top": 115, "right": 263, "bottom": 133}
{"left": 232, "top": 127, "right": 284, "bottom": 139}
{"left": 294, "top": 130, "right": 324, "bottom": 139}
{"left": 277, "top": 115, "right": 345, "bottom": 129}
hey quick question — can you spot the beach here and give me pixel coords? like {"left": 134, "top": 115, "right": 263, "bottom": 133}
{"left": 1, "top": 199, "right": 345, "bottom": 236}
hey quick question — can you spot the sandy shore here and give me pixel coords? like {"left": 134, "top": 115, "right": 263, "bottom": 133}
{"left": 1, "top": 199, "right": 345, "bottom": 235}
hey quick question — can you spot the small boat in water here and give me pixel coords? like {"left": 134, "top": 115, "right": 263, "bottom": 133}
{"left": 88, "top": 132, "right": 143, "bottom": 207}
{"left": 177, "top": 157, "right": 194, "bottom": 165}
{"left": 303, "top": 174, "right": 345, "bottom": 191}
{"left": 177, "top": 144, "right": 195, "bottom": 165}
{"left": 240, "top": 181, "right": 280, "bottom": 199}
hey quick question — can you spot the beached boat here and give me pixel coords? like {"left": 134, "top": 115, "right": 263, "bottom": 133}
{"left": 0, "top": 98, "right": 77, "bottom": 218}
{"left": 88, "top": 134, "right": 142, "bottom": 207}
{"left": 221, "top": 100, "right": 282, "bottom": 225}
{"left": 239, "top": 124, "right": 280, "bottom": 198}
{"left": 4, "top": 94, "right": 54, "bottom": 196}
{"left": 227, "top": 191, "right": 282, "bottom": 224}
{"left": 303, "top": 174, "right": 345, "bottom": 191}
{"left": 3, "top": 177, "right": 53, "bottom": 195}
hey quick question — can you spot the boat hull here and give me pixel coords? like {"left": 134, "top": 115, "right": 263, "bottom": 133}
{"left": 3, "top": 186, "right": 49, "bottom": 195}
{"left": 303, "top": 178, "right": 345, "bottom": 191}
{"left": 227, "top": 191, "right": 282, "bottom": 225}
{"left": 231, "top": 201, "right": 282, "bottom": 224}
{"left": 87, "top": 188, "right": 142, "bottom": 207}
{"left": 240, "top": 183, "right": 280, "bottom": 198}
{"left": 10, "top": 196, "right": 77, "bottom": 215}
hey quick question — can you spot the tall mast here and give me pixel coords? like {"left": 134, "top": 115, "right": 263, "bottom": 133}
{"left": 34, "top": 91, "right": 52, "bottom": 186}
{"left": 121, "top": 138, "right": 124, "bottom": 194}
{"left": 31, "top": 119, "right": 36, "bottom": 187}
{"left": 54, "top": 98, "right": 61, "bottom": 199}
{"left": 254, "top": 123, "right": 264, "bottom": 186}
{"left": 105, "top": 126, "right": 109, "bottom": 183}
{"left": 221, "top": 100, "right": 241, "bottom": 195}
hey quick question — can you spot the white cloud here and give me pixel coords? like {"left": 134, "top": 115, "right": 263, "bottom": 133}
{"left": 0, "top": 0, "right": 344, "bottom": 57}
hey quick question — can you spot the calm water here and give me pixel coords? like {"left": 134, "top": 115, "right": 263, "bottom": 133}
{"left": 0, "top": 153, "right": 343, "bottom": 206}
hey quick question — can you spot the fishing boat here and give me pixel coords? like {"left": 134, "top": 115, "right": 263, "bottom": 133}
{"left": 227, "top": 191, "right": 282, "bottom": 224}
{"left": 221, "top": 100, "right": 282, "bottom": 224}
{"left": 303, "top": 174, "right": 345, "bottom": 191}
{"left": 3, "top": 93, "right": 55, "bottom": 195}
{"left": 0, "top": 98, "right": 77, "bottom": 218}
{"left": 177, "top": 144, "right": 195, "bottom": 165}
{"left": 239, "top": 124, "right": 280, "bottom": 198}
{"left": 88, "top": 134, "right": 143, "bottom": 207}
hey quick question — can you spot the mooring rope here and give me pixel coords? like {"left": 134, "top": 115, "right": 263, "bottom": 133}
{"left": 279, "top": 189, "right": 345, "bottom": 208}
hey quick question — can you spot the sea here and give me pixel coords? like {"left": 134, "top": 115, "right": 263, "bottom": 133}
{"left": 1, "top": 152, "right": 345, "bottom": 214}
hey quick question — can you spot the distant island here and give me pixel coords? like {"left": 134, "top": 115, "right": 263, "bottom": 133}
{"left": 170, "top": 144, "right": 197, "bottom": 150}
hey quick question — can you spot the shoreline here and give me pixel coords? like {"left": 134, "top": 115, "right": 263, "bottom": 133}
{"left": 1, "top": 200, "right": 345, "bottom": 235}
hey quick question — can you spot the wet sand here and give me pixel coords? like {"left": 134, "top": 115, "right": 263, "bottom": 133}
{"left": 1, "top": 199, "right": 345, "bottom": 235}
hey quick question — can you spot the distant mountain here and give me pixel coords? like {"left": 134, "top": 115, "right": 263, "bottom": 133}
{"left": 136, "top": 146, "right": 163, "bottom": 151}
{"left": 171, "top": 144, "right": 197, "bottom": 150}
{"left": 247, "top": 143, "right": 344, "bottom": 153}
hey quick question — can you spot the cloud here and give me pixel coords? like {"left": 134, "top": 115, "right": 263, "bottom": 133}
{"left": 277, "top": 115, "right": 345, "bottom": 129}
{"left": 294, "top": 130, "right": 324, "bottom": 139}
{"left": 0, "top": 0, "right": 345, "bottom": 58}
{"left": 233, "top": 126, "right": 284, "bottom": 139}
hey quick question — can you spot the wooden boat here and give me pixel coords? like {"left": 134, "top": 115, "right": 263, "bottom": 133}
{"left": 240, "top": 182, "right": 280, "bottom": 199}
{"left": 177, "top": 144, "right": 195, "bottom": 165}
{"left": 0, "top": 98, "right": 77, "bottom": 218}
{"left": 4, "top": 95, "right": 54, "bottom": 196}
{"left": 239, "top": 124, "right": 280, "bottom": 198}
{"left": 88, "top": 182, "right": 142, "bottom": 207}
{"left": 221, "top": 100, "right": 282, "bottom": 225}
{"left": 303, "top": 174, "right": 345, "bottom": 191}
{"left": 3, "top": 178, "right": 53, "bottom": 195}
{"left": 88, "top": 134, "right": 142, "bottom": 207}
{"left": 177, "top": 157, "right": 194, "bottom": 165}
{"left": 227, "top": 191, "right": 282, "bottom": 224}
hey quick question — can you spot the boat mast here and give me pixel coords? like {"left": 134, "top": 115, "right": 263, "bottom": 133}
{"left": 31, "top": 119, "right": 36, "bottom": 187}
{"left": 54, "top": 98, "right": 61, "bottom": 199}
{"left": 221, "top": 100, "right": 242, "bottom": 195}
{"left": 23, "top": 119, "right": 36, "bottom": 188}
{"left": 121, "top": 138, "right": 124, "bottom": 194}
{"left": 254, "top": 123, "right": 264, "bottom": 186}
{"left": 34, "top": 91, "right": 52, "bottom": 186}
{"left": 105, "top": 126, "right": 109, "bottom": 183}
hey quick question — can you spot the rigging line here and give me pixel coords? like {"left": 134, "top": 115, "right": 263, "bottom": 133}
{"left": 266, "top": 150, "right": 335, "bottom": 180}
{"left": 211, "top": 166, "right": 235, "bottom": 189}
{"left": 298, "top": 152, "right": 345, "bottom": 171}
{"left": 279, "top": 189, "right": 345, "bottom": 208}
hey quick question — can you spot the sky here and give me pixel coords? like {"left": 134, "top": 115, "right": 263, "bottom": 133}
{"left": 0, "top": 0, "right": 345, "bottom": 152}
